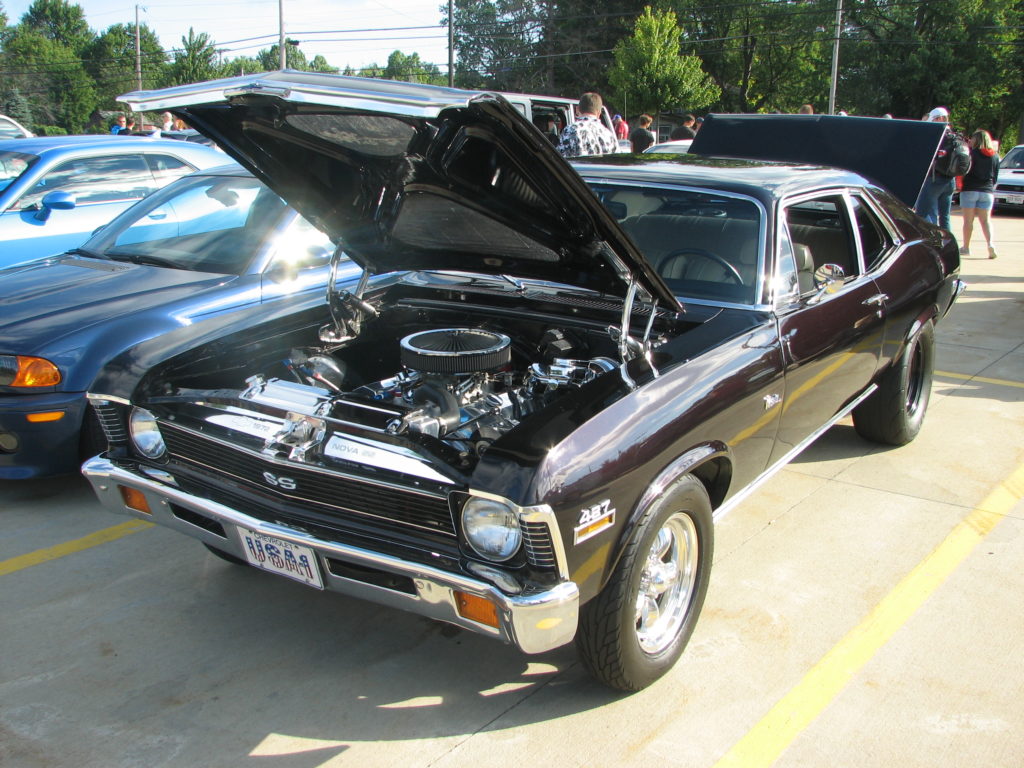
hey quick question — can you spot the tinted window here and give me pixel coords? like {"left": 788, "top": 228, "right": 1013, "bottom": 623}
{"left": 1001, "top": 146, "right": 1024, "bottom": 170}
{"left": 88, "top": 175, "right": 295, "bottom": 275}
{"left": 0, "top": 117, "right": 27, "bottom": 139}
{"left": 592, "top": 183, "right": 763, "bottom": 305}
{"left": 0, "top": 150, "right": 37, "bottom": 193}
{"left": 850, "top": 195, "right": 888, "bottom": 271}
{"left": 145, "top": 153, "right": 196, "bottom": 183}
{"left": 784, "top": 195, "right": 860, "bottom": 282}
{"left": 16, "top": 154, "right": 156, "bottom": 210}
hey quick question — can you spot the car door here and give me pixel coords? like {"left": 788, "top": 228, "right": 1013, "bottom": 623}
{"left": 0, "top": 153, "right": 159, "bottom": 266}
{"left": 770, "top": 191, "right": 886, "bottom": 462}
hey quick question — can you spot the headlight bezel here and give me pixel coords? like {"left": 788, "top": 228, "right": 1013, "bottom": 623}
{"left": 461, "top": 496, "right": 523, "bottom": 562}
{"left": 129, "top": 407, "right": 167, "bottom": 459}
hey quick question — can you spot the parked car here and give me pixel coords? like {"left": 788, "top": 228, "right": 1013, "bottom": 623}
{"left": 0, "top": 135, "right": 225, "bottom": 268}
{"left": 643, "top": 139, "right": 693, "bottom": 154}
{"left": 0, "top": 164, "right": 359, "bottom": 480}
{"left": 0, "top": 114, "right": 34, "bottom": 139}
{"left": 82, "top": 74, "right": 962, "bottom": 691}
{"left": 994, "top": 143, "right": 1024, "bottom": 211}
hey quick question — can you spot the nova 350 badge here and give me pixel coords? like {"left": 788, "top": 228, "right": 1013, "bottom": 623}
{"left": 574, "top": 499, "right": 616, "bottom": 544}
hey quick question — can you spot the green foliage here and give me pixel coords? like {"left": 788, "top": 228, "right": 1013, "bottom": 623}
{"left": 23, "top": 0, "right": 91, "bottom": 54}
{"left": 1, "top": 87, "right": 33, "bottom": 125}
{"left": 384, "top": 50, "right": 445, "bottom": 84}
{"left": 256, "top": 42, "right": 308, "bottom": 72}
{"left": 1, "top": 26, "right": 95, "bottom": 132}
{"left": 34, "top": 123, "right": 67, "bottom": 135}
{"left": 308, "top": 55, "right": 338, "bottom": 74}
{"left": 168, "top": 28, "right": 220, "bottom": 86}
{"left": 83, "top": 23, "right": 166, "bottom": 106}
{"left": 609, "top": 7, "right": 719, "bottom": 117}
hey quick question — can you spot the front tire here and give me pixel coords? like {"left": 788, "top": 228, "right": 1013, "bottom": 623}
{"left": 853, "top": 320, "right": 934, "bottom": 445}
{"left": 576, "top": 474, "right": 713, "bottom": 691}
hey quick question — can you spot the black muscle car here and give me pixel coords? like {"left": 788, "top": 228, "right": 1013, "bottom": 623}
{"left": 82, "top": 72, "right": 962, "bottom": 691}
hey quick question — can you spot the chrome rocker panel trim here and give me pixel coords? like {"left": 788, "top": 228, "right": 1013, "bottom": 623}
{"left": 82, "top": 456, "right": 579, "bottom": 654}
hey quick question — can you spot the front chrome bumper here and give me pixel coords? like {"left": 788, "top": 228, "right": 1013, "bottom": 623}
{"left": 82, "top": 456, "right": 579, "bottom": 654}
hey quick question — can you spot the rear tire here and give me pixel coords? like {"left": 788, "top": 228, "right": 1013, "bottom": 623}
{"left": 853, "top": 320, "right": 934, "bottom": 445}
{"left": 576, "top": 474, "right": 713, "bottom": 691}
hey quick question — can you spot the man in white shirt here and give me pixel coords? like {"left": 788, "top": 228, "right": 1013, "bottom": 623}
{"left": 557, "top": 93, "right": 618, "bottom": 158}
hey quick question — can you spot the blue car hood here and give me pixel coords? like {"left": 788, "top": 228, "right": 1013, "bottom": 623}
{"left": 0, "top": 255, "right": 242, "bottom": 355}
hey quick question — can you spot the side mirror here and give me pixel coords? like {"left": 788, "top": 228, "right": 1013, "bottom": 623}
{"left": 35, "top": 190, "right": 76, "bottom": 222}
{"left": 808, "top": 263, "right": 845, "bottom": 304}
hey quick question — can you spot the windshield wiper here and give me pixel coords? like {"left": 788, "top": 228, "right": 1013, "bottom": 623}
{"left": 109, "top": 253, "right": 180, "bottom": 269}
{"left": 65, "top": 247, "right": 110, "bottom": 261}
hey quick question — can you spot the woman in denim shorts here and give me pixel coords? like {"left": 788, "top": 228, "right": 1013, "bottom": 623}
{"left": 960, "top": 129, "right": 1001, "bottom": 259}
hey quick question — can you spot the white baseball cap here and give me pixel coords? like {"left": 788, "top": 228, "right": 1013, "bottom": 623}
{"left": 928, "top": 106, "right": 950, "bottom": 121}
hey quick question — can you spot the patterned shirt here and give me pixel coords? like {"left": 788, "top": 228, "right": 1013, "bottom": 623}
{"left": 556, "top": 115, "right": 619, "bottom": 158}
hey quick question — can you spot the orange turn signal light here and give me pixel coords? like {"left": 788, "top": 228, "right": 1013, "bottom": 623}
{"left": 11, "top": 356, "right": 61, "bottom": 387}
{"left": 119, "top": 486, "right": 152, "bottom": 515}
{"left": 454, "top": 590, "right": 500, "bottom": 628}
{"left": 26, "top": 410, "right": 65, "bottom": 423}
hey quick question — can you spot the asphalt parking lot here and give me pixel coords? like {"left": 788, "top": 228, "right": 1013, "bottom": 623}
{"left": 2, "top": 209, "right": 1022, "bottom": 768}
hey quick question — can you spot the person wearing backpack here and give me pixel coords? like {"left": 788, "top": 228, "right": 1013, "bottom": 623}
{"left": 960, "top": 128, "right": 1001, "bottom": 259}
{"left": 914, "top": 107, "right": 966, "bottom": 231}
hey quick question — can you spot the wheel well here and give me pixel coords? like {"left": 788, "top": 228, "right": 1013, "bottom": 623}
{"left": 690, "top": 456, "right": 732, "bottom": 510}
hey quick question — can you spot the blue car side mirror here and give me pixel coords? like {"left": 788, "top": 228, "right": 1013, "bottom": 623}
{"left": 35, "top": 190, "right": 77, "bottom": 222}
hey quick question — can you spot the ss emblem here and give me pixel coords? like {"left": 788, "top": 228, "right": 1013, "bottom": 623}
{"left": 262, "top": 471, "right": 297, "bottom": 490}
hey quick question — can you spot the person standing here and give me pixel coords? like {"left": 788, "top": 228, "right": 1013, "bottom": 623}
{"left": 960, "top": 128, "right": 1000, "bottom": 259}
{"left": 160, "top": 112, "right": 174, "bottom": 132}
{"left": 612, "top": 114, "right": 630, "bottom": 141}
{"left": 110, "top": 114, "right": 127, "bottom": 134}
{"left": 914, "top": 107, "right": 958, "bottom": 230}
{"left": 556, "top": 93, "right": 618, "bottom": 158}
{"left": 629, "top": 114, "right": 656, "bottom": 153}
{"left": 669, "top": 114, "right": 697, "bottom": 140}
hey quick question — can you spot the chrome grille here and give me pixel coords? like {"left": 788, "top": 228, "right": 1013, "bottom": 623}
{"left": 161, "top": 423, "right": 457, "bottom": 536}
{"left": 91, "top": 401, "right": 128, "bottom": 446}
{"left": 521, "top": 519, "right": 557, "bottom": 569}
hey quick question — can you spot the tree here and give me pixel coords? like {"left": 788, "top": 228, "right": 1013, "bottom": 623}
{"left": 841, "top": 0, "right": 1022, "bottom": 140}
{"left": 1, "top": 86, "right": 33, "bottom": 126}
{"left": 83, "top": 23, "right": 166, "bottom": 107}
{"left": 609, "top": 7, "right": 719, "bottom": 119}
{"left": 168, "top": 28, "right": 219, "bottom": 85}
{"left": 0, "top": 25, "right": 95, "bottom": 131}
{"left": 256, "top": 41, "right": 308, "bottom": 71}
{"left": 384, "top": 50, "right": 445, "bottom": 84}
{"left": 22, "top": 0, "right": 91, "bottom": 54}
{"left": 308, "top": 54, "right": 338, "bottom": 74}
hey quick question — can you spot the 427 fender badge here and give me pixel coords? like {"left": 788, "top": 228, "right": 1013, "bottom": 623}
{"left": 574, "top": 499, "right": 616, "bottom": 545}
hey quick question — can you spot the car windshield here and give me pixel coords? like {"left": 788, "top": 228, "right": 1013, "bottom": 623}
{"left": 85, "top": 174, "right": 295, "bottom": 275}
{"left": 1001, "top": 146, "right": 1024, "bottom": 170}
{"left": 0, "top": 150, "right": 38, "bottom": 193}
{"left": 589, "top": 182, "right": 763, "bottom": 305}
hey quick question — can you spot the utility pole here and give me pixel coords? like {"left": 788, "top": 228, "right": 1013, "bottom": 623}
{"left": 828, "top": 0, "right": 842, "bottom": 115}
{"left": 447, "top": 0, "right": 454, "bottom": 87}
{"left": 135, "top": 4, "right": 142, "bottom": 91}
{"left": 279, "top": 0, "right": 286, "bottom": 69}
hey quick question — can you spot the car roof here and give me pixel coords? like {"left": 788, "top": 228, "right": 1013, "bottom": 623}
{"left": 0, "top": 134, "right": 216, "bottom": 154}
{"left": 190, "top": 163, "right": 251, "bottom": 177}
{"left": 572, "top": 153, "right": 868, "bottom": 206}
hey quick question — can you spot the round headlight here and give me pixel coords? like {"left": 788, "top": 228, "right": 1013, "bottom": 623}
{"left": 462, "top": 497, "right": 522, "bottom": 562}
{"left": 129, "top": 407, "right": 166, "bottom": 459}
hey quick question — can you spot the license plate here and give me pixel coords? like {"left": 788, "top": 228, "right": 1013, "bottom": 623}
{"left": 236, "top": 526, "right": 324, "bottom": 589}
{"left": 1003, "top": 194, "right": 1024, "bottom": 205}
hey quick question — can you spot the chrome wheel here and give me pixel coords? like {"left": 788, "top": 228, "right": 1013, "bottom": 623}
{"left": 635, "top": 512, "right": 699, "bottom": 655}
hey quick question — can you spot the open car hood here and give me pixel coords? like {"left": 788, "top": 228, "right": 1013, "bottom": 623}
{"left": 690, "top": 113, "right": 946, "bottom": 208}
{"left": 118, "top": 71, "right": 678, "bottom": 308}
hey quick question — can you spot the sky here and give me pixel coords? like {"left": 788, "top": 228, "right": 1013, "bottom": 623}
{"left": 3, "top": 0, "right": 453, "bottom": 71}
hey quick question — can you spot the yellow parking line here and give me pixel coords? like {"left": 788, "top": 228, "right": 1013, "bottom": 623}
{"left": 0, "top": 520, "right": 153, "bottom": 577}
{"left": 713, "top": 460, "right": 1024, "bottom": 768}
{"left": 935, "top": 370, "right": 1024, "bottom": 389}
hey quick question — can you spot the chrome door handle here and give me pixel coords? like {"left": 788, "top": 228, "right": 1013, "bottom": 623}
{"left": 862, "top": 293, "right": 889, "bottom": 306}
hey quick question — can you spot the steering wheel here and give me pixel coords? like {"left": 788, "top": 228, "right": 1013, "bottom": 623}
{"left": 659, "top": 248, "right": 744, "bottom": 285}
